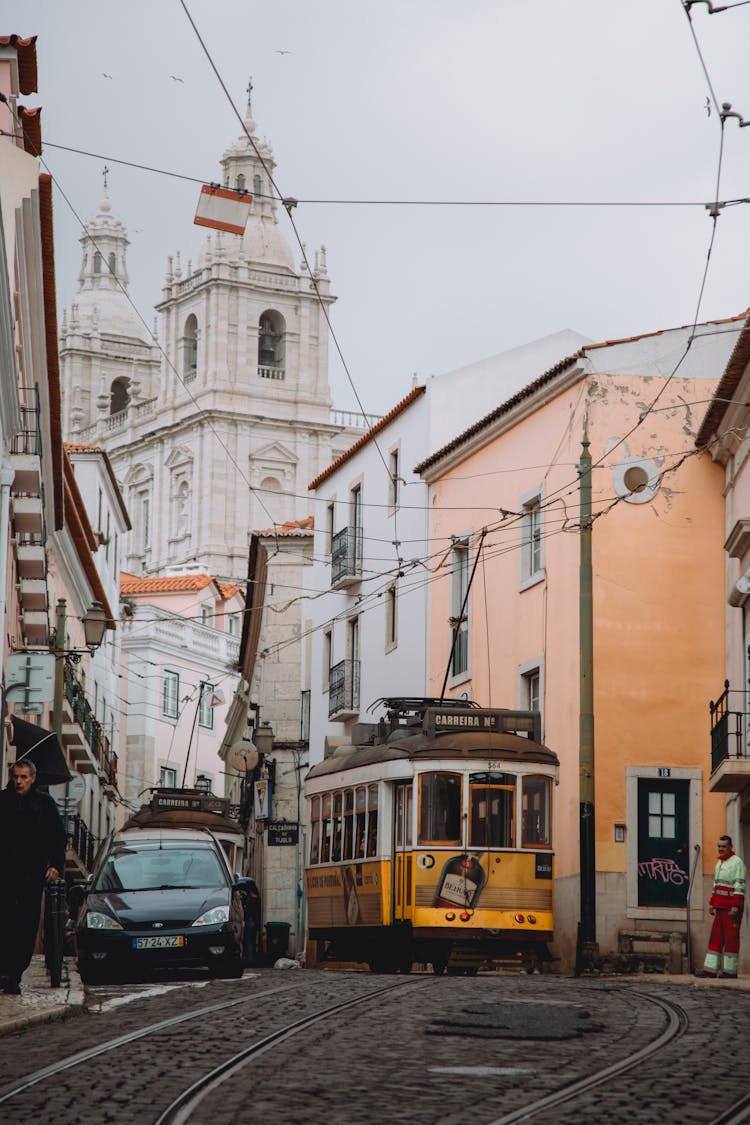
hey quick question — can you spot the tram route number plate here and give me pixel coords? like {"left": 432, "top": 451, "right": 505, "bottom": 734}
{"left": 133, "top": 936, "right": 185, "bottom": 950}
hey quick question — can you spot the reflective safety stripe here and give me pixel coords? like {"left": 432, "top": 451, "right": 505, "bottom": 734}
{"left": 704, "top": 951, "right": 721, "bottom": 972}
{"left": 723, "top": 952, "right": 739, "bottom": 974}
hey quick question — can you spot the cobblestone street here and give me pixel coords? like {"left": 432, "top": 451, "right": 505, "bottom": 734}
{"left": 0, "top": 964, "right": 748, "bottom": 1124}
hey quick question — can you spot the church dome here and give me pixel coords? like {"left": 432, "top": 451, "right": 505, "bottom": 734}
{"left": 70, "top": 190, "right": 153, "bottom": 343}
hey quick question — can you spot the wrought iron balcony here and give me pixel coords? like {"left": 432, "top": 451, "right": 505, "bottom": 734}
{"left": 328, "top": 658, "right": 360, "bottom": 719}
{"left": 67, "top": 813, "right": 98, "bottom": 874}
{"left": 63, "top": 664, "right": 112, "bottom": 778}
{"left": 331, "top": 526, "right": 363, "bottom": 587}
{"left": 709, "top": 681, "right": 750, "bottom": 793}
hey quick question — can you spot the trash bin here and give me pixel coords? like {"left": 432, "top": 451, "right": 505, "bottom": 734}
{"left": 265, "top": 921, "right": 291, "bottom": 960}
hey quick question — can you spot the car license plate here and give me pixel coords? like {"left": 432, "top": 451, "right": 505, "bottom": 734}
{"left": 133, "top": 936, "right": 185, "bottom": 950}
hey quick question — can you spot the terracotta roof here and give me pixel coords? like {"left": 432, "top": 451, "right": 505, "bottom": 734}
{"left": 255, "top": 515, "right": 314, "bottom": 537}
{"left": 308, "top": 386, "right": 426, "bottom": 490}
{"left": 0, "top": 35, "right": 38, "bottom": 94}
{"left": 17, "top": 105, "right": 41, "bottom": 156}
{"left": 121, "top": 573, "right": 216, "bottom": 595}
{"left": 38, "top": 174, "right": 64, "bottom": 531}
{"left": 696, "top": 310, "right": 750, "bottom": 446}
{"left": 218, "top": 583, "right": 242, "bottom": 600}
{"left": 584, "top": 309, "right": 747, "bottom": 353}
{"left": 414, "top": 352, "right": 583, "bottom": 475}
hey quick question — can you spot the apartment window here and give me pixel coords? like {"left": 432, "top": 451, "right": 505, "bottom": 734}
{"left": 386, "top": 583, "right": 398, "bottom": 651}
{"left": 520, "top": 489, "right": 543, "bottom": 585}
{"left": 300, "top": 690, "right": 311, "bottom": 741}
{"left": 450, "top": 536, "right": 470, "bottom": 678}
{"left": 227, "top": 614, "right": 239, "bottom": 636}
{"left": 323, "top": 629, "right": 333, "bottom": 691}
{"left": 162, "top": 670, "right": 180, "bottom": 719}
{"left": 199, "top": 682, "right": 216, "bottom": 729}
{"left": 160, "top": 766, "right": 177, "bottom": 789}
{"left": 389, "top": 447, "right": 400, "bottom": 510}
{"left": 522, "top": 668, "right": 540, "bottom": 714}
{"left": 201, "top": 605, "right": 212, "bottom": 627}
{"left": 326, "top": 501, "right": 335, "bottom": 555}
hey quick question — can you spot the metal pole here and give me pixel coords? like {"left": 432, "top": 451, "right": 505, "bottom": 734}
{"left": 181, "top": 683, "right": 204, "bottom": 789}
{"left": 52, "top": 599, "right": 66, "bottom": 738}
{"left": 578, "top": 429, "right": 596, "bottom": 953}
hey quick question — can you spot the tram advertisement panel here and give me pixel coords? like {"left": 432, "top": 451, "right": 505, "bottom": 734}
{"left": 413, "top": 851, "right": 553, "bottom": 917}
{"left": 306, "top": 862, "right": 385, "bottom": 927}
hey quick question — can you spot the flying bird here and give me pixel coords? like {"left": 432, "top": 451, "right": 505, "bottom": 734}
{"left": 102, "top": 73, "right": 113, "bottom": 79}
{"left": 170, "top": 75, "right": 184, "bottom": 83}
{"left": 705, "top": 97, "right": 711, "bottom": 118}
{"left": 275, "top": 50, "right": 291, "bottom": 55}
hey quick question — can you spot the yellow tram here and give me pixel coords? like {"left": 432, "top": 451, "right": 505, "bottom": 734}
{"left": 304, "top": 698, "right": 558, "bottom": 973}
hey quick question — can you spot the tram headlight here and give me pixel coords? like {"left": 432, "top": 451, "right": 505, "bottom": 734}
{"left": 514, "top": 913, "right": 525, "bottom": 924}
{"left": 444, "top": 912, "right": 456, "bottom": 921}
{"left": 460, "top": 911, "right": 471, "bottom": 922}
{"left": 527, "top": 914, "right": 537, "bottom": 925}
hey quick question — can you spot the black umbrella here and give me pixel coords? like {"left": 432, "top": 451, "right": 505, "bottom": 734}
{"left": 10, "top": 716, "right": 72, "bottom": 786}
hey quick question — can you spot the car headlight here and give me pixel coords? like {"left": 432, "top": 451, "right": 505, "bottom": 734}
{"left": 193, "top": 906, "right": 229, "bottom": 926}
{"left": 85, "top": 911, "right": 122, "bottom": 930}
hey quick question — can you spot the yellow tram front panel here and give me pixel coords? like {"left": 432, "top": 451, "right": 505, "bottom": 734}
{"left": 404, "top": 849, "right": 554, "bottom": 935}
{"left": 306, "top": 861, "right": 391, "bottom": 929}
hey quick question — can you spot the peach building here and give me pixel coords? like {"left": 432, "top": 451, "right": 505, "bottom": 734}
{"left": 417, "top": 316, "right": 745, "bottom": 971}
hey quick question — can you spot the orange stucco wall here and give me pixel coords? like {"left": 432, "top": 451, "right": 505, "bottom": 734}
{"left": 427, "top": 371, "right": 728, "bottom": 947}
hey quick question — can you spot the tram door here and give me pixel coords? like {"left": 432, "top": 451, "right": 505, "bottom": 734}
{"left": 393, "top": 783, "right": 413, "bottom": 922}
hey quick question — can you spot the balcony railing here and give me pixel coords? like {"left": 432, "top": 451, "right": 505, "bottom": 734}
{"left": 331, "top": 526, "right": 363, "bottom": 586}
{"left": 258, "top": 365, "right": 285, "bottom": 380}
{"left": 709, "top": 682, "right": 750, "bottom": 773}
{"left": 64, "top": 664, "right": 111, "bottom": 769}
{"left": 11, "top": 386, "right": 41, "bottom": 456}
{"left": 68, "top": 813, "right": 97, "bottom": 872}
{"left": 329, "top": 658, "right": 360, "bottom": 718}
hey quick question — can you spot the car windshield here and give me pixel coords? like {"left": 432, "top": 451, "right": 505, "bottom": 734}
{"left": 94, "top": 846, "right": 227, "bottom": 892}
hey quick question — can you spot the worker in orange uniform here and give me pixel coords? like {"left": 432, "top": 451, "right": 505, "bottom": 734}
{"left": 695, "top": 835, "right": 746, "bottom": 979}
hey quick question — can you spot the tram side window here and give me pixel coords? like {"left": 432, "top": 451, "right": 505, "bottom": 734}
{"left": 310, "top": 797, "right": 321, "bottom": 864}
{"left": 343, "top": 789, "right": 354, "bottom": 859}
{"left": 366, "top": 785, "right": 378, "bottom": 857}
{"left": 469, "top": 773, "right": 515, "bottom": 848}
{"left": 419, "top": 772, "right": 462, "bottom": 845}
{"left": 355, "top": 787, "right": 367, "bottom": 858}
{"left": 522, "top": 775, "right": 551, "bottom": 847}
{"left": 321, "top": 794, "right": 332, "bottom": 863}
{"left": 332, "top": 792, "right": 343, "bottom": 861}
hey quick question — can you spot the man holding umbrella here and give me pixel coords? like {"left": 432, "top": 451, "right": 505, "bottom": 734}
{"left": 0, "top": 758, "right": 66, "bottom": 993}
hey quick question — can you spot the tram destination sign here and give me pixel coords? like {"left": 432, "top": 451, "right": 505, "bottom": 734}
{"left": 424, "top": 707, "right": 541, "bottom": 743}
{"left": 267, "top": 821, "right": 299, "bottom": 846}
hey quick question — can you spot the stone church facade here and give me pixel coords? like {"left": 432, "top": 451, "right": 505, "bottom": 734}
{"left": 59, "top": 92, "right": 371, "bottom": 586}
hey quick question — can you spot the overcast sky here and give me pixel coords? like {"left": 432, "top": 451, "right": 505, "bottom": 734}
{"left": 7, "top": 0, "right": 750, "bottom": 415}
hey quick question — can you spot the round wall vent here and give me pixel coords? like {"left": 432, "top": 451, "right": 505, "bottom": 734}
{"left": 612, "top": 457, "right": 660, "bottom": 504}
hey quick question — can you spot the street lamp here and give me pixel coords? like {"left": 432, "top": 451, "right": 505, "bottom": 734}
{"left": 81, "top": 601, "right": 108, "bottom": 652}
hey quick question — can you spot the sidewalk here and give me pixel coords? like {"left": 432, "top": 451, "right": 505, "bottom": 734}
{"left": 0, "top": 955, "right": 84, "bottom": 1038}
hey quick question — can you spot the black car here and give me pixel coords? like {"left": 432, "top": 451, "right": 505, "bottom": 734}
{"left": 74, "top": 828, "right": 251, "bottom": 983}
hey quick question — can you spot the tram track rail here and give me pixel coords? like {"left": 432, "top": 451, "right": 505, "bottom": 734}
{"left": 710, "top": 1091, "right": 750, "bottom": 1125}
{"left": 155, "top": 979, "right": 426, "bottom": 1125}
{"left": 0, "top": 977, "right": 424, "bottom": 1121}
{"left": 487, "top": 988, "right": 690, "bottom": 1125}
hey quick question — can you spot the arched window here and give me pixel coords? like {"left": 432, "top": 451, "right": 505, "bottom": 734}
{"left": 108, "top": 252, "right": 116, "bottom": 276}
{"left": 253, "top": 174, "right": 261, "bottom": 196}
{"left": 110, "top": 377, "right": 130, "bottom": 415}
{"left": 93, "top": 251, "right": 102, "bottom": 274}
{"left": 257, "top": 310, "right": 285, "bottom": 375}
{"left": 237, "top": 173, "right": 246, "bottom": 192}
{"left": 260, "top": 475, "right": 290, "bottom": 525}
{"left": 184, "top": 314, "right": 198, "bottom": 377}
{"left": 174, "top": 479, "right": 190, "bottom": 538}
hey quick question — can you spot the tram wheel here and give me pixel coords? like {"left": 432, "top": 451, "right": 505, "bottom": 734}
{"left": 431, "top": 958, "right": 447, "bottom": 975}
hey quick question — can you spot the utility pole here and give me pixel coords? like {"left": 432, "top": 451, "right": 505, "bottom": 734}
{"left": 577, "top": 427, "right": 597, "bottom": 970}
{"left": 52, "top": 598, "right": 66, "bottom": 737}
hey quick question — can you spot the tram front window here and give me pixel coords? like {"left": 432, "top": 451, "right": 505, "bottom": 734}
{"left": 522, "top": 775, "right": 551, "bottom": 846}
{"left": 419, "top": 772, "right": 461, "bottom": 844}
{"left": 470, "top": 773, "right": 515, "bottom": 848}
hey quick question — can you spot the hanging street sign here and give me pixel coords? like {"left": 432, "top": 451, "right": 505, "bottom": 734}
{"left": 194, "top": 184, "right": 253, "bottom": 235}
